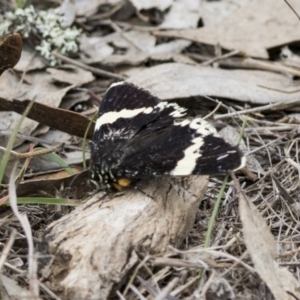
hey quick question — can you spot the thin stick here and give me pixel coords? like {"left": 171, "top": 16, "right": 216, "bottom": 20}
{"left": 201, "top": 49, "right": 241, "bottom": 66}
{"left": 0, "top": 229, "right": 17, "bottom": 271}
{"left": 52, "top": 51, "right": 125, "bottom": 80}
{"left": 128, "top": 285, "right": 148, "bottom": 300}
{"left": 203, "top": 101, "right": 222, "bottom": 120}
{"left": 243, "top": 57, "right": 300, "bottom": 77}
{"left": 284, "top": 0, "right": 300, "bottom": 20}
{"left": 0, "top": 99, "right": 35, "bottom": 186}
{"left": 89, "top": 3, "right": 122, "bottom": 20}
{"left": 246, "top": 135, "right": 287, "bottom": 155}
{"left": 38, "top": 282, "right": 62, "bottom": 300}
{"left": 9, "top": 164, "right": 39, "bottom": 298}
{"left": 203, "top": 95, "right": 232, "bottom": 111}
{"left": 214, "top": 99, "right": 297, "bottom": 120}
{"left": 244, "top": 125, "right": 297, "bottom": 132}
{"left": 0, "top": 145, "right": 61, "bottom": 159}
{"left": 171, "top": 275, "right": 201, "bottom": 297}
{"left": 107, "top": 19, "right": 145, "bottom": 52}
{"left": 155, "top": 277, "right": 179, "bottom": 300}
{"left": 204, "top": 174, "right": 229, "bottom": 248}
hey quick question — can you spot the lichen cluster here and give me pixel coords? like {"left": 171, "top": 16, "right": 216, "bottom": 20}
{"left": 0, "top": 5, "right": 81, "bottom": 65}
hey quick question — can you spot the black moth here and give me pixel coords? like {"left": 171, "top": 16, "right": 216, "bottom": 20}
{"left": 90, "top": 82, "right": 245, "bottom": 190}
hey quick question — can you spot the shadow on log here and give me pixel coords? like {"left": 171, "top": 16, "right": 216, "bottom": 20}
{"left": 39, "top": 176, "right": 208, "bottom": 299}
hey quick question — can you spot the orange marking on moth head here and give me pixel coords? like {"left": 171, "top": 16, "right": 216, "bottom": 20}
{"left": 117, "top": 178, "right": 132, "bottom": 187}
{"left": 113, "top": 178, "right": 132, "bottom": 191}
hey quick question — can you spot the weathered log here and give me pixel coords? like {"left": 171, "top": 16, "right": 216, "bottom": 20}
{"left": 39, "top": 176, "right": 208, "bottom": 299}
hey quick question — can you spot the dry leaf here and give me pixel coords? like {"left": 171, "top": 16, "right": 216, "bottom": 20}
{"left": 14, "top": 47, "right": 46, "bottom": 72}
{"left": 154, "top": 0, "right": 300, "bottom": 58}
{"left": 29, "top": 150, "right": 86, "bottom": 173}
{"left": 73, "top": 0, "right": 122, "bottom": 16}
{"left": 0, "top": 274, "right": 32, "bottom": 300}
{"left": 239, "top": 190, "right": 300, "bottom": 300}
{"left": 79, "top": 34, "right": 114, "bottom": 63}
{"left": 103, "top": 40, "right": 192, "bottom": 67}
{"left": 129, "top": 0, "right": 172, "bottom": 11}
{"left": 57, "top": 0, "right": 76, "bottom": 27}
{"left": 47, "top": 65, "right": 95, "bottom": 86}
{"left": 219, "top": 126, "right": 264, "bottom": 175}
{"left": 127, "top": 62, "right": 300, "bottom": 104}
{"left": 201, "top": 0, "right": 251, "bottom": 26}
{"left": 114, "top": 30, "right": 156, "bottom": 53}
{"left": 159, "top": 0, "right": 201, "bottom": 29}
{"left": 149, "top": 39, "right": 191, "bottom": 55}
{"left": 0, "top": 98, "right": 93, "bottom": 140}
{"left": 60, "top": 90, "right": 89, "bottom": 110}
{"left": 207, "top": 278, "right": 235, "bottom": 300}
{"left": 280, "top": 46, "right": 300, "bottom": 69}
{"left": 0, "top": 71, "right": 74, "bottom": 147}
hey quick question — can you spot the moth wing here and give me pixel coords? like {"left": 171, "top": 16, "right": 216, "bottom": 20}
{"left": 98, "top": 81, "right": 159, "bottom": 114}
{"left": 91, "top": 82, "right": 187, "bottom": 163}
{"left": 113, "top": 118, "right": 245, "bottom": 178}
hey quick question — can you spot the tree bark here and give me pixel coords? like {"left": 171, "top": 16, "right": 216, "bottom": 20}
{"left": 39, "top": 176, "right": 208, "bottom": 299}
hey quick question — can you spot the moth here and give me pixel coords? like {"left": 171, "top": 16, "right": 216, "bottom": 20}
{"left": 90, "top": 82, "right": 245, "bottom": 190}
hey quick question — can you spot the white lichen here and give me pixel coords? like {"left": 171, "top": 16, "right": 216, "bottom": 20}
{"left": 1, "top": 5, "right": 81, "bottom": 65}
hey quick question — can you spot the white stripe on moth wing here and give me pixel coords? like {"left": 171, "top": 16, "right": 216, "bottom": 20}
{"left": 170, "top": 109, "right": 187, "bottom": 118}
{"left": 226, "top": 150, "right": 237, "bottom": 154}
{"left": 156, "top": 102, "right": 187, "bottom": 118}
{"left": 233, "top": 155, "right": 246, "bottom": 171}
{"left": 109, "top": 81, "right": 125, "bottom": 89}
{"left": 189, "top": 118, "right": 217, "bottom": 135}
{"left": 216, "top": 153, "right": 229, "bottom": 160}
{"left": 170, "top": 136, "right": 204, "bottom": 176}
{"left": 174, "top": 118, "right": 217, "bottom": 136}
{"left": 175, "top": 119, "right": 191, "bottom": 127}
{"left": 95, "top": 107, "right": 154, "bottom": 130}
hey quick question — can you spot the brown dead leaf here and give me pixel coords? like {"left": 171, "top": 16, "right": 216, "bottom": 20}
{"left": 16, "top": 170, "right": 91, "bottom": 198}
{"left": 0, "top": 98, "right": 94, "bottom": 140}
{"left": 127, "top": 62, "right": 300, "bottom": 104}
{"left": 238, "top": 185, "right": 300, "bottom": 300}
{"left": 153, "top": 0, "right": 300, "bottom": 58}
{"left": 0, "top": 33, "right": 23, "bottom": 76}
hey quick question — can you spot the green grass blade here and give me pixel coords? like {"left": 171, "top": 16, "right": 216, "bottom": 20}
{"left": 82, "top": 111, "right": 97, "bottom": 169}
{"left": 33, "top": 147, "right": 74, "bottom": 176}
{"left": 0, "top": 101, "right": 34, "bottom": 188}
{"left": 4, "top": 197, "right": 79, "bottom": 206}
